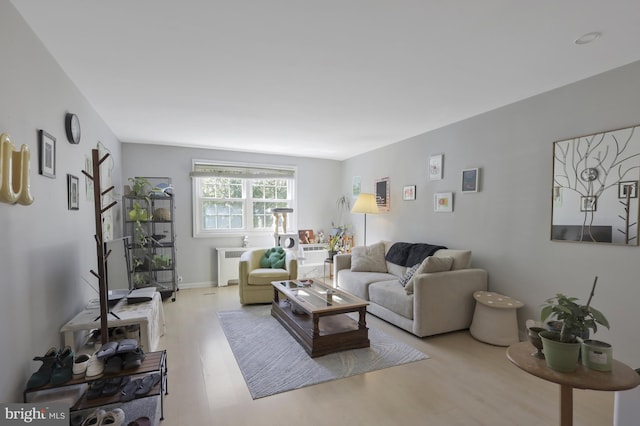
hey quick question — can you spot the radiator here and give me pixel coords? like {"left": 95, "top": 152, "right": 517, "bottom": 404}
{"left": 217, "top": 248, "right": 250, "bottom": 287}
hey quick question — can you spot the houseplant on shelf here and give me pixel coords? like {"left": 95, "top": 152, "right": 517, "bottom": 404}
{"left": 539, "top": 276, "right": 610, "bottom": 372}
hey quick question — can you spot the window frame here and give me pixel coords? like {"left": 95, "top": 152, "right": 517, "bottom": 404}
{"left": 191, "top": 160, "right": 297, "bottom": 238}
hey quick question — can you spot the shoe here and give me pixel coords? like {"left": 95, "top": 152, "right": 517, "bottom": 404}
{"left": 80, "top": 408, "right": 105, "bottom": 426}
{"left": 70, "top": 413, "right": 84, "bottom": 426}
{"left": 111, "top": 327, "right": 126, "bottom": 341}
{"left": 96, "top": 341, "right": 119, "bottom": 360}
{"left": 103, "top": 355, "right": 124, "bottom": 375}
{"left": 134, "top": 373, "right": 161, "bottom": 398}
{"left": 85, "top": 354, "right": 104, "bottom": 379}
{"left": 50, "top": 346, "right": 74, "bottom": 385}
{"left": 73, "top": 354, "right": 90, "bottom": 376}
{"left": 100, "top": 408, "right": 125, "bottom": 426}
{"left": 122, "top": 348, "right": 145, "bottom": 370}
{"left": 26, "top": 347, "right": 58, "bottom": 389}
{"left": 126, "top": 417, "right": 150, "bottom": 426}
{"left": 120, "top": 378, "right": 142, "bottom": 402}
{"left": 116, "top": 339, "right": 138, "bottom": 354}
{"left": 125, "top": 325, "right": 140, "bottom": 339}
{"left": 102, "top": 376, "right": 130, "bottom": 397}
{"left": 86, "top": 379, "right": 106, "bottom": 400}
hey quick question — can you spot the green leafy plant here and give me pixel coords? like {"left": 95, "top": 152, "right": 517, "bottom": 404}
{"left": 128, "top": 177, "right": 152, "bottom": 197}
{"left": 540, "top": 276, "right": 610, "bottom": 343}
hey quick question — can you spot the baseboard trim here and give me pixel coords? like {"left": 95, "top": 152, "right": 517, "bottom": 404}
{"left": 179, "top": 281, "right": 215, "bottom": 289}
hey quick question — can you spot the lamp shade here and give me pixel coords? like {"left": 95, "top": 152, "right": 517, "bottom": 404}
{"left": 351, "top": 193, "right": 379, "bottom": 214}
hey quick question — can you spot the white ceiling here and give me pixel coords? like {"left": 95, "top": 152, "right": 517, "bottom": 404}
{"left": 10, "top": 1, "right": 640, "bottom": 161}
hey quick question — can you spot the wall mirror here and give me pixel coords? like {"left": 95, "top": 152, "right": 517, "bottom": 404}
{"left": 552, "top": 124, "right": 640, "bottom": 245}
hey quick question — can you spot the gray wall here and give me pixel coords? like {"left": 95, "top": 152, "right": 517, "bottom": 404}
{"left": 121, "top": 143, "right": 342, "bottom": 286}
{"left": 0, "top": 3, "right": 122, "bottom": 402}
{"left": 342, "top": 60, "right": 640, "bottom": 366}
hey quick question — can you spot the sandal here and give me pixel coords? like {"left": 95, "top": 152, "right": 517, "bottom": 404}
{"left": 96, "top": 341, "right": 119, "bottom": 360}
{"left": 80, "top": 408, "right": 105, "bottom": 426}
{"left": 120, "top": 378, "right": 142, "bottom": 402}
{"left": 86, "top": 379, "right": 106, "bottom": 400}
{"left": 26, "top": 347, "right": 58, "bottom": 389}
{"left": 102, "top": 376, "right": 130, "bottom": 397}
{"left": 101, "top": 408, "right": 125, "bottom": 425}
{"left": 134, "top": 373, "right": 161, "bottom": 398}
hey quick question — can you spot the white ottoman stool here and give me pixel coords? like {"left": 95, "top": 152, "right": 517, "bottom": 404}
{"left": 470, "top": 291, "right": 523, "bottom": 346}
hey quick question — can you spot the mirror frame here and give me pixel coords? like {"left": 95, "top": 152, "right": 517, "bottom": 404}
{"left": 551, "top": 124, "right": 640, "bottom": 245}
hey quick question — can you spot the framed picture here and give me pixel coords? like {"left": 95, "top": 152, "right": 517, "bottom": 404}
{"left": 38, "top": 130, "right": 56, "bottom": 178}
{"left": 298, "top": 229, "right": 315, "bottom": 244}
{"left": 434, "top": 192, "right": 453, "bottom": 212}
{"left": 580, "top": 196, "right": 597, "bottom": 212}
{"left": 67, "top": 174, "right": 79, "bottom": 210}
{"left": 462, "top": 168, "right": 479, "bottom": 192}
{"left": 618, "top": 181, "right": 638, "bottom": 199}
{"left": 352, "top": 176, "right": 361, "bottom": 198}
{"left": 429, "top": 154, "right": 443, "bottom": 181}
{"left": 403, "top": 185, "right": 416, "bottom": 201}
{"left": 375, "top": 177, "right": 390, "bottom": 211}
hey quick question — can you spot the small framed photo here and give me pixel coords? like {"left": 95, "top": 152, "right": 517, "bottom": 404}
{"left": 434, "top": 192, "right": 453, "bottom": 212}
{"left": 67, "top": 174, "right": 79, "bottom": 210}
{"left": 618, "top": 181, "right": 638, "bottom": 199}
{"left": 462, "top": 168, "right": 479, "bottom": 193}
{"left": 38, "top": 130, "right": 56, "bottom": 178}
{"left": 580, "top": 196, "right": 597, "bottom": 212}
{"left": 403, "top": 185, "right": 416, "bottom": 201}
{"left": 298, "top": 229, "right": 315, "bottom": 244}
{"left": 375, "top": 177, "right": 390, "bottom": 211}
{"left": 429, "top": 154, "right": 443, "bottom": 181}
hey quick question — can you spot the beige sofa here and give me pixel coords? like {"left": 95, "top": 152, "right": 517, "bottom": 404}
{"left": 333, "top": 241, "right": 487, "bottom": 337}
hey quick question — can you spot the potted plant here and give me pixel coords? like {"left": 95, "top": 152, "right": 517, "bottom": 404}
{"left": 326, "top": 234, "right": 341, "bottom": 259}
{"left": 539, "top": 276, "right": 610, "bottom": 372}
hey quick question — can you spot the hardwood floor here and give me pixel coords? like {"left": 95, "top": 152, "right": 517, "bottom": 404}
{"left": 158, "top": 286, "right": 613, "bottom": 425}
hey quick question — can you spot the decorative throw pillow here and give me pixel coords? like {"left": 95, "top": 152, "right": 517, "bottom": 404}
{"left": 350, "top": 242, "right": 387, "bottom": 272}
{"left": 399, "top": 263, "right": 420, "bottom": 287}
{"left": 260, "top": 247, "right": 287, "bottom": 269}
{"left": 405, "top": 256, "right": 454, "bottom": 294}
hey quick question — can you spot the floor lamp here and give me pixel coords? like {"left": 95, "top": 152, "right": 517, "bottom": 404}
{"left": 351, "top": 193, "right": 379, "bottom": 246}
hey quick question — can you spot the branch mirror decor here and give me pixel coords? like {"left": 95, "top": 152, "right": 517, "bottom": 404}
{"left": 551, "top": 124, "right": 640, "bottom": 245}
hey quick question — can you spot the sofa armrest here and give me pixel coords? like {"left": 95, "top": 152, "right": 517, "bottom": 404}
{"left": 412, "top": 268, "right": 488, "bottom": 337}
{"left": 332, "top": 254, "right": 351, "bottom": 286}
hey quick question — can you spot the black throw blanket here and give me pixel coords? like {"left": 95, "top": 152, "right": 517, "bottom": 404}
{"left": 385, "top": 242, "right": 447, "bottom": 267}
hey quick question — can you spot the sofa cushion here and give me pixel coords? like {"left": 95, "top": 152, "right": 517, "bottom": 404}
{"left": 433, "top": 249, "right": 471, "bottom": 270}
{"left": 337, "top": 270, "right": 396, "bottom": 300}
{"left": 405, "top": 256, "right": 453, "bottom": 294}
{"left": 369, "top": 280, "right": 414, "bottom": 319}
{"left": 399, "top": 263, "right": 420, "bottom": 287}
{"left": 350, "top": 242, "right": 387, "bottom": 273}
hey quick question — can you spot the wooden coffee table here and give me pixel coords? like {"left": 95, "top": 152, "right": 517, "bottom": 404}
{"left": 271, "top": 280, "right": 370, "bottom": 357}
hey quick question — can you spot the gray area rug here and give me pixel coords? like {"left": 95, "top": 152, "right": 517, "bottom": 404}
{"left": 217, "top": 305, "right": 429, "bottom": 399}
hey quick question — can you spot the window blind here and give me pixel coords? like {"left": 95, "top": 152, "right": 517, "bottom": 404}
{"left": 190, "top": 162, "right": 295, "bottom": 179}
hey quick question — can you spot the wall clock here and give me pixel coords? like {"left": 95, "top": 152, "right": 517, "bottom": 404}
{"left": 65, "top": 113, "right": 81, "bottom": 144}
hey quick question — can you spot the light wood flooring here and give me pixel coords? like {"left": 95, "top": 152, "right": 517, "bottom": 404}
{"left": 158, "top": 286, "right": 613, "bottom": 426}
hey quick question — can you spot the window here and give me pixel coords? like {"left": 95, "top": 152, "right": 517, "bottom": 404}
{"left": 191, "top": 161, "right": 296, "bottom": 237}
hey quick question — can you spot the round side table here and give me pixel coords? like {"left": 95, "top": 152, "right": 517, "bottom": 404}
{"left": 470, "top": 290, "right": 523, "bottom": 346}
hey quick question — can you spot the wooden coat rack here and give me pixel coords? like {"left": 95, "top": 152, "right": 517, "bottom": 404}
{"left": 82, "top": 149, "right": 117, "bottom": 345}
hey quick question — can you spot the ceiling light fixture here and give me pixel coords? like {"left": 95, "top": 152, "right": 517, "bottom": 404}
{"left": 574, "top": 32, "right": 601, "bottom": 45}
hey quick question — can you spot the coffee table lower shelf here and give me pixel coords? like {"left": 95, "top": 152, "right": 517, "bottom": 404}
{"left": 271, "top": 300, "right": 369, "bottom": 357}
